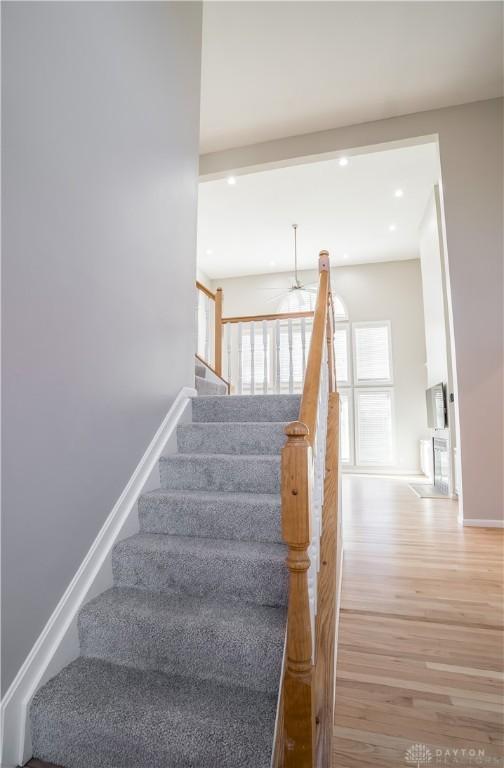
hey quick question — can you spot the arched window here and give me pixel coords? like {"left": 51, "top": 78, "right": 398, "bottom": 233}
{"left": 332, "top": 294, "right": 348, "bottom": 321}
{"left": 277, "top": 286, "right": 348, "bottom": 321}
{"left": 278, "top": 289, "right": 317, "bottom": 314}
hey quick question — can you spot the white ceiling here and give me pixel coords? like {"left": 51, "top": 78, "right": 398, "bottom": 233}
{"left": 200, "top": 1, "right": 503, "bottom": 154}
{"left": 197, "top": 142, "right": 440, "bottom": 279}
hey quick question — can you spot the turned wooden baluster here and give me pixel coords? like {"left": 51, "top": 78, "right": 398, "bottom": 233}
{"left": 281, "top": 421, "right": 315, "bottom": 768}
{"left": 326, "top": 294, "right": 336, "bottom": 394}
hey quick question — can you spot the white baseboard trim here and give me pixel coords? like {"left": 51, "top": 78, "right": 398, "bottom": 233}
{"left": 342, "top": 467, "right": 423, "bottom": 476}
{"left": 463, "top": 519, "right": 504, "bottom": 528}
{"left": 1, "top": 386, "right": 196, "bottom": 768}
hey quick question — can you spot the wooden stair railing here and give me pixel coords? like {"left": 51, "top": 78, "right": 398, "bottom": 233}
{"left": 194, "top": 353, "right": 230, "bottom": 394}
{"left": 275, "top": 250, "right": 341, "bottom": 768}
{"left": 220, "top": 310, "right": 316, "bottom": 395}
{"left": 195, "top": 281, "right": 224, "bottom": 377}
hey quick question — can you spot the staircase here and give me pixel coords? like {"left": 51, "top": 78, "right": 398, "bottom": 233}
{"left": 195, "top": 359, "right": 227, "bottom": 396}
{"left": 30, "top": 252, "right": 341, "bottom": 768}
{"left": 30, "top": 393, "right": 300, "bottom": 768}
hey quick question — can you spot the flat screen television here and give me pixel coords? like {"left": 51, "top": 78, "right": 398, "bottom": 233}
{"left": 426, "top": 383, "right": 447, "bottom": 429}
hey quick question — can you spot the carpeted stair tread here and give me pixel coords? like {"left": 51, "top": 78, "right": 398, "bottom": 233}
{"left": 139, "top": 488, "right": 282, "bottom": 542}
{"left": 30, "top": 657, "right": 277, "bottom": 768}
{"left": 177, "top": 420, "right": 288, "bottom": 455}
{"left": 160, "top": 452, "right": 281, "bottom": 493}
{"left": 79, "top": 586, "right": 286, "bottom": 692}
{"left": 30, "top": 391, "right": 289, "bottom": 765}
{"left": 112, "top": 533, "right": 288, "bottom": 606}
{"left": 195, "top": 374, "right": 227, "bottom": 397}
{"left": 192, "top": 393, "right": 300, "bottom": 422}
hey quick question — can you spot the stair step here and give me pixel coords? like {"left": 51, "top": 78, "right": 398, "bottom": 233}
{"left": 139, "top": 489, "right": 282, "bottom": 543}
{"left": 192, "top": 394, "right": 300, "bottom": 423}
{"left": 31, "top": 657, "right": 277, "bottom": 768}
{"left": 78, "top": 587, "right": 286, "bottom": 693}
{"left": 195, "top": 374, "right": 227, "bottom": 397}
{"left": 159, "top": 453, "right": 281, "bottom": 493}
{"left": 112, "top": 533, "right": 288, "bottom": 607}
{"left": 177, "top": 420, "right": 287, "bottom": 455}
{"left": 195, "top": 361, "right": 207, "bottom": 378}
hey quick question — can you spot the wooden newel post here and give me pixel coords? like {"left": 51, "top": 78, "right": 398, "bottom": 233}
{"left": 281, "top": 421, "right": 315, "bottom": 768}
{"left": 214, "top": 287, "right": 223, "bottom": 376}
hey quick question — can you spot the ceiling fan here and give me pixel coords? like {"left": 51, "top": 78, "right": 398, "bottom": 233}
{"left": 265, "top": 224, "right": 318, "bottom": 305}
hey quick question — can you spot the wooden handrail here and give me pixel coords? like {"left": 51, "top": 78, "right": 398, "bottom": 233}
{"left": 222, "top": 310, "right": 314, "bottom": 325}
{"left": 299, "top": 252, "right": 331, "bottom": 447}
{"left": 277, "top": 250, "right": 339, "bottom": 768}
{"left": 196, "top": 280, "right": 215, "bottom": 301}
{"left": 314, "top": 390, "right": 340, "bottom": 764}
{"left": 195, "top": 281, "right": 223, "bottom": 376}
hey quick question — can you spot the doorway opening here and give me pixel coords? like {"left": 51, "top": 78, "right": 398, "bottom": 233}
{"left": 195, "top": 138, "right": 460, "bottom": 500}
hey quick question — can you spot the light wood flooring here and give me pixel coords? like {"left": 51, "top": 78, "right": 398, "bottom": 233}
{"left": 332, "top": 475, "right": 503, "bottom": 767}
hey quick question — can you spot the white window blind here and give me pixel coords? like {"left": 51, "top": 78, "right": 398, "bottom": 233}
{"left": 278, "top": 318, "right": 312, "bottom": 391}
{"left": 338, "top": 390, "right": 352, "bottom": 463}
{"left": 334, "top": 326, "right": 350, "bottom": 385}
{"left": 196, "top": 290, "right": 213, "bottom": 363}
{"left": 241, "top": 324, "right": 269, "bottom": 393}
{"left": 354, "top": 323, "right": 392, "bottom": 384}
{"left": 355, "top": 389, "right": 394, "bottom": 465}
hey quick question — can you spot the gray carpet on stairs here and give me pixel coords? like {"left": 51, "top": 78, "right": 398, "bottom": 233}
{"left": 30, "top": 390, "right": 300, "bottom": 768}
{"left": 194, "top": 357, "right": 227, "bottom": 396}
{"left": 195, "top": 374, "right": 227, "bottom": 396}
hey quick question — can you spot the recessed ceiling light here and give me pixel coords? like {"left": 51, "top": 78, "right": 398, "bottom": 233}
{"left": 343, "top": 253, "right": 349, "bottom": 259}
{"left": 389, "top": 224, "right": 397, "bottom": 232}
{"left": 227, "top": 176, "right": 237, "bottom": 185}
{"left": 269, "top": 260, "right": 276, "bottom": 268}
{"left": 394, "top": 189, "right": 404, "bottom": 198}
{"left": 205, "top": 249, "right": 213, "bottom": 256}
{"left": 338, "top": 157, "right": 349, "bottom": 167}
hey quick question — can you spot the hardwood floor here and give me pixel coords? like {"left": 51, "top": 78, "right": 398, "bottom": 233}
{"left": 332, "top": 475, "right": 504, "bottom": 768}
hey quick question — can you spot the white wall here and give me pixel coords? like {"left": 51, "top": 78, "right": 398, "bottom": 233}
{"left": 201, "top": 99, "right": 504, "bottom": 523}
{"left": 217, "top": 259, "right": 428, "bottom": 473}
{"left": 419, "top": 191, "right": 448, "bottom": 388}
{"left": 196, "top": 268, "right": 213, "bottom": 288}
{"left": 419, "top": 187, "right": 459, "bottom": 495}
{"left": 1, "top": 2, "right": 202, "bottom": 694}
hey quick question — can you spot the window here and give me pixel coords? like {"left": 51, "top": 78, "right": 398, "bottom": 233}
{"left": 332, "top": 294, "right": 347, "bottom": 321}
{"left": 278, "top": 289, "right": 316, "bottom": 314}
{"left": 355, "top": 388, "right": 394, "bottom": 465}
{"left": 278, "top": 318, "right": 312, "bottom": 392}
{"left": 334, "top": 324, "right": 350, "bottom": 385}
{"left": 241, "top": 323, "right": 270, "bottom": 393}
{"left": 196, "top": 290, "right": 214, "bottom": 363}
{"left": 338, "top": 389, "right": 353, "bottom": 464}
{"left": 353, "top": 322, "right": 393, "bottom": 385}
{"left": 278, "top": 287, "right": 348, "bottom": 320}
